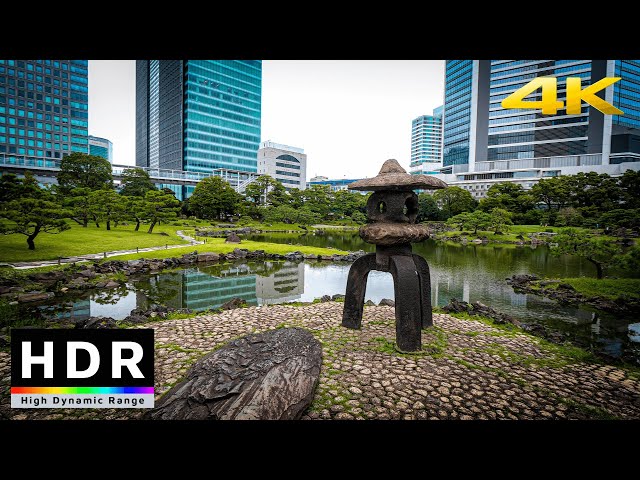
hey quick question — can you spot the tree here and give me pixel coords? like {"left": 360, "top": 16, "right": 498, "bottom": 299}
{"left": 433, "top": 186, "right": 476, "bottom": 218}
{"left": 332, "top": 190, "right": 367, "bottom": 219}
{"left": 488, "top": 208, "right": 513, "bottom": 234}
{"left": 188, "top": 176, "right": 239, "bottom": 220}
{"left": 65, "top": 187, "right": 96, "bottom": 227}
{"left": 446, "top": 211, "right": 490, "bottom": 234}
{"left": 464, "top": 210, "right": 491, "bottom": 234}
{"left": 446, "top": 212, "right": 472, "bottom": 231}
{"left": 0, "top": 173, "right": 30, "bottom": 202}
{"left": 551, "top": 228, "right": 620, "bottom": 279}
{"left": 530, "top": 177, "right": 570, "bottom": 212}
{"left": 123, "top": 196, "right": 146, "bottom": 231}
{"left": 479, "top": 183, "right": 535, "bottom": 214}
{"left": 287, "top": 188, "right": 305, "bottom": 209}
{"left": 143, "top": 190, "right": 180, "bottom": 233}
{"left": 565, "top": 172, "right": 621, "bottom": 211}
{"left": 613, "top": 245, "right": 640, "bottom": 273}
{"left": 303, "top": 185, "right": 332, "bottom": 219}
{"left": 599, "top": 208, "right": 640, "bottom": 232}
{"left": 119, "top": 167, "right": 156, "bottom": 197}
{"left": 350, "top": 211, "right": 366, "bottom": 224}
{"left": 556, "top": 207, "right": 584, "bottom": 227}
{"left": 0, "top": 183, "right": 71, "bottom": 250}
{"left": 619, "top": 170, "right": 640, "bottom": 209}
{"left": 244, "top": 175, "right": 283, "bottom": 206}
{"left": 417, "top": 193, "right": 441, "bottom": 222}
{"left": 262, "top": 205, "right": 319, "bottom": 225}
{"left": 90, "top": 190, "right": 125, "bottom": 230}
{"left": 57, "top": 152, "right": 113, "bottom": 193}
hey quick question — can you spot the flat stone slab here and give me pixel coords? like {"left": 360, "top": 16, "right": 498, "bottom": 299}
{"left": 146, "top": 327, "right": 322, "bottom": 420}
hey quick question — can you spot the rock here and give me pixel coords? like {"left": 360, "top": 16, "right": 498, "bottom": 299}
{"left": 233, "top": 248, "right": 248, "bottom": 258}
{"left": 146, "top": 327, "right": 322, "bottom": 420}
{"left": 379, "top": 298, "right": 395, "bottom": 307}
{"left": 121, "top": 314, "right": 147, "bottom": 324}
{"left": 558, "top": 283, "right": 575, "bottom": 291}
{"left": 104, "top": 281, "right": 120, "bottom": 288}
{"left": 365, "top": 300, "right": 376, "bottom": 306}
{"left": 78, "top": 269, "right": 96, "bottom": 279}
{"left": 17, "top": 291, "right": 54, "bottom": 303}
{"left": 442, "top": 298, "right": 519, "bottom": 326}
{"left": 220, "top": 297, "right": 247, "bottom": 311}
{"left": 225, "top": 233, "right": 242, "bottom": 243}
{"left": 0, "top": 335, "right": 9, "bottom": 347}
{"left": 76, "top": 316, "right": 117, "bottom": 329}
{"left": 331, "top": 294, "right": 345, "bottom": 301}
{"left": 320, "top": 295, "right": 331, "bottom": 302}
{"left": 197, "top": 252, "right": 220, "bottom": 263}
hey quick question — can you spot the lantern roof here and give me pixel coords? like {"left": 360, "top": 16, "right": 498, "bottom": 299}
{"left": 347, "top": 159, "right": 448, "bottom": 192}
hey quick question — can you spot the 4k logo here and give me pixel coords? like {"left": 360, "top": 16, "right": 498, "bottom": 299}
{"left": 501, "top": 77, "right": 623, "bottom": 115}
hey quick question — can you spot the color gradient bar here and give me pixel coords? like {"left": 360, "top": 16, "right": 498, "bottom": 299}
{"left": 11, "top": 387, "right": 154, "bottom": 394}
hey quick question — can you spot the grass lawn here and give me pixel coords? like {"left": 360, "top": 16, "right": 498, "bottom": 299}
{"left": 0, "top": 222, "right": 189, "bottom": 263}
{"left": 109, "top": 237, "right": 349, "bottom": 262}
{"left": 433, "top": 225, "right": 602, "bottom": 243}
{"left": 553, "top": 278, "right": 640, "bottom": 301}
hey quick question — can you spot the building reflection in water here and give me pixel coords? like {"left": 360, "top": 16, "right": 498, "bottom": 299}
{"left": 256, "top": 262, "right": 304, "bottom": 305}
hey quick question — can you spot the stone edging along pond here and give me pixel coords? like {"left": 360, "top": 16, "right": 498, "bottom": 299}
{"left": 0, "top": 248, "right": 368, "bottom": 305}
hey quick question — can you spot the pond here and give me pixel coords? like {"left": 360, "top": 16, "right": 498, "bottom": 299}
{"left": 21, "top": 232, "right": 640, "bottom": 364}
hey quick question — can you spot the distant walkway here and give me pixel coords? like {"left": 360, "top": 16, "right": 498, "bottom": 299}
{"left": 7, "top": 230, "right": 203, "bottom": 270}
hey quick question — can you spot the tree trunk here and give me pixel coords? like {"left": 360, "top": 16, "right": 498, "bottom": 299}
{"left": 83, "top": 216, "right": 88, "bottom": 228}
{"left": 135, "top": 220, "right": 140, "bottom": 232}
{"left": 27, "top": 225, "right": 41, "bottom": 250}
{"left": 70, "top": 217, "right": 83, "bottom": 226}
{"left": 589, "top": 258, "right": 604, "bottom": 279}
{"left": 148, "top": 221, "right": 156, "bottom": 234}
{"left": 106, "top": 220, "right": 111, "bottom": 231}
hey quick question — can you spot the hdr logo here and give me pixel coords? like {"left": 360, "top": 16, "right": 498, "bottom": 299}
{"left": 501, "top": 77, "right": 623, "bottom": 115}
{"left": 11, "top": 329, "right": 154, "bottom": 409}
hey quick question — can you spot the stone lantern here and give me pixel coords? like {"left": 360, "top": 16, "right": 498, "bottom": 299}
{"left": 342, "top": 159, "right": 447, "bottom": 352}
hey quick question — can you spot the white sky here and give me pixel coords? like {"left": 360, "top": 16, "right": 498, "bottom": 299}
{"left": 88, "top": 60, "right": 445, "bottom": 179}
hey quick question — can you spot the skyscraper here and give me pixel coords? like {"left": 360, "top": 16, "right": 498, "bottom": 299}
{"left": 440, "top": 60, "right": 640, "bottom": 198}
{"left": 88, "top": 135, "right": 113, "bottom": 162}
{"left": 0, "top": 60, "right": 89, "bottom": 161}
{"left": 136, "top": 60, "right": 262, "bottom": 198}
{"left": 410, "top": 106, "right": 443, "bottom": 175}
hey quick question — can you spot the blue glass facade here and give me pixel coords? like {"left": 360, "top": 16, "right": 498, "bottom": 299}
{"left": 613, "top": 60, "right": 640, "bottom": 130}
{"left": 442, "top": 60, "right": 474, "bottom": 166}
{"left": 0, "top": 59, "right": 88, "bottom": 160}
{"left": 183, "top": 60, "right": 261, "bottom": 174}
{"left": 136, "top": 60, "right": 262, "bottom": 190}
{"left": 487, "top": 60, "right": 592, "bottom": 161}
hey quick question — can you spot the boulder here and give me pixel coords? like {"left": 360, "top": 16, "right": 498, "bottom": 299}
{"left": 17, "top": 292, "right": 54, "bottom": 303}
{"left": 220, "top": 297, "right": 248, "bottom": 311}
{"left": 197, "top": 252, "right": 220, "bottom": 263}
{"left": 104, "top": 281, "right": 120, "bottom": 288}
{"left": 320, "top": 295, "right": 331, "bottom": 302}
{"left": 379, "top": 298, "right": 395, "bottom": 307}
{"left": 75, "top": 316, "right": 118, "bottom": 329}
{"left": 331, "top": 294, "right": 345, "bottom": 301}
{"left": 146, "top": 327, "right": 322, "bottom": 420}
{"left": 233, "top": 248, "right": 248, "bottom": 258}
{"left": 225, "top": 233, "right": 242, "bottom": 244}
{"left": 364, "top": 300, "right": 376, "bottom": 306}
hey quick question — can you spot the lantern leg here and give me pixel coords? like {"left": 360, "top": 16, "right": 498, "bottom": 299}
{"left": 412, "top": 254, "right": 433, "bottom": 329}
{"left": 390, "top": 255, "right": 422, "bottom": 352}
{"left": 342, "top": 253, "right": 377, "bottom": 329}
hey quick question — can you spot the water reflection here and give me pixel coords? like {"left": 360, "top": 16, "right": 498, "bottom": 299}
{"left": 30, "top": 232, "right": 639, "bottom": 364}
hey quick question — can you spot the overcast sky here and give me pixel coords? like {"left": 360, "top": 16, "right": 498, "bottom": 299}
{"left": 88, "top": 60, "right": 445, "bottom": 179}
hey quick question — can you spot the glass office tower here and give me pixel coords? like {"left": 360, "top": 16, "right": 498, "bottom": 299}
{"left": 0, "top": 59, "right": 89, "bottom": 160}
{"left": 136, "top": 60, "right": 262, "bottom": 177}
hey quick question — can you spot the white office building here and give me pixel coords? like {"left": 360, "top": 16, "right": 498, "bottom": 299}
{"left": 257, "top": 141, "right": 307, "bottom": 190}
